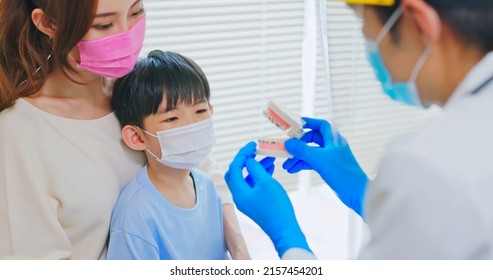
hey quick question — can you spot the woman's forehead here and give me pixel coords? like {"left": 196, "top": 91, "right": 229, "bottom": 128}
{"left": 95, "top": 0, "right": 142, "bottom": 15}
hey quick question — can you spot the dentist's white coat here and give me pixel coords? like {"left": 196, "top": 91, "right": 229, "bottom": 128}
{"left": 284, "top": 51, "right": 493, "bottom": 260}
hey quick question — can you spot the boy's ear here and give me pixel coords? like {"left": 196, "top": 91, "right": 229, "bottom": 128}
{"left": 209, "top": 103, "right": 214, "bottom": 115}
{"left": 122, "top": 125, "right": 147, "bottom": 151}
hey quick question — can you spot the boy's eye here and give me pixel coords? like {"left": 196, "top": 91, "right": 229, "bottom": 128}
{"left": 164, "top": 117, "right": 178, "bottom": 123}
{"left": 196, "top": 108, "right": 209, "bottom": 114}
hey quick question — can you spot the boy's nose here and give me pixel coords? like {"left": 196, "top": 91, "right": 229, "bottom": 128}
{"left": 183, "top": 114, "right": 200, "bottom": 126}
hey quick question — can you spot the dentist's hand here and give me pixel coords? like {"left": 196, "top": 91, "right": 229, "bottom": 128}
{"left": 283, "top": 117, "right": 370, "bottom": 217}
{"left": 245, "top": 156, "right": 275, "bottom": 186}
{"left": 225, "top": 142, "right": 311, "bottom": 258}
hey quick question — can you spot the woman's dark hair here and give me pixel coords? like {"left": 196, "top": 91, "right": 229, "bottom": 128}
{"left": 374, "top": 0, "right": 493, "bottom": 53}
{"left": 0, "top": 0, "right": 97, "bottom": 112}
{"left": 111, "top": 50, "right": 211, "bottom": 128}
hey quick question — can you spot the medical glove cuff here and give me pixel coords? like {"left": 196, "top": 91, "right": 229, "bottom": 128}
{"left": 349, "top": 178, "right": 370, "bottom": 218}
{"left": 271, "top": 226, "right": 312, "bottom": 259}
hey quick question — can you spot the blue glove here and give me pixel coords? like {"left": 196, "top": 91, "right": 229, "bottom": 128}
{"left": 283, "top": 117, "right": 369, "bottom": 217}
{"left": 245, "top": 156, "right": 275, "bottom": 186}
{"left": 225, "top": 142, "right": 312, "bottom": 258}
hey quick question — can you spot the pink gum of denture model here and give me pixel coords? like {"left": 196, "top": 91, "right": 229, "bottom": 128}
{"left": 256, "top": 100, "right": 305, "bottom": 158}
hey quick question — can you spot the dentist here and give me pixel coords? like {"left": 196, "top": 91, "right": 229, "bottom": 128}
{"left": 226, "top": 0, "right": 493, "bottom": 259}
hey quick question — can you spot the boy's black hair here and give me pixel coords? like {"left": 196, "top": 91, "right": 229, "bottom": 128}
{"left": 374, "top": 0, "right": 493, "bottom": 53}
{"left": 111, "top": 50, "right": 210, "bottom": 128}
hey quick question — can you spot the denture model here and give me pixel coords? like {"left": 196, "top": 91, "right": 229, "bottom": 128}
{"left": 256, "top": 100, "right": 305, "bottom": 158}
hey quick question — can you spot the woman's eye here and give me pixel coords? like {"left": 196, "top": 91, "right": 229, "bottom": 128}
{"left": 164, "top": 117, "right": 178, "bottom": 123}
{"left": 92, "top": 23, "right": 113, "bottom": 30}
{"left": 132, "top": 8, "right": 145, "bottom": 17}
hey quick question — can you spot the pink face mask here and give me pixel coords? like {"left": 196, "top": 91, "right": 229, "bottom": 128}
{"left": 76, "top": 15, "right": 146, "bottom": 78}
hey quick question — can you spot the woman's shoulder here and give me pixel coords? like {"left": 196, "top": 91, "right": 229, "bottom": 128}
{"left": 0, "top": 100, "right": 45, "bottom": 163}
{"left": 0, "top": 99, "right": 39, "bottom": 134}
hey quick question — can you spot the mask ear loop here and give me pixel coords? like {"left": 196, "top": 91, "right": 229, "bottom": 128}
{"left": 375, "top": 5, "right": 404, "bottom": 45}
{"left": 67, "top": 52, "right": 79, "bottom": 64}
{"left": 135, "top": 126, "right": 162, "bottom": 161}
{"left": 408, "top": 46, "right": 432, "bottom": 83}
{"left": 33, "top": 54, "right": 52, "bottom": 75}
{"left": 18, "top": 54, "right": 52, "bottom": 88}
{"left": 409, "top": 7, "right": 441, "bottom": 83}
{"left": 18, "top": 35, "right": 54, "bottom": 88}
{"left": 145, "top": 148, "right": 161, "bottom": 162}
{"left": 354, "top": 4, "right": 364, "bottom": 19}
{"left": 68, "top": 51, "right": 115, "bottom": 96}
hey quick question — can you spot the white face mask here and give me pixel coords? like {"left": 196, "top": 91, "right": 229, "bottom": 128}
{"left": 141, "top": 118, "right": 215, "bottom": 169}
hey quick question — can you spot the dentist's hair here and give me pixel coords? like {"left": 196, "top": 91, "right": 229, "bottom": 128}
{"left": 111, "top": 50, "right": 211, "bottom": 128}
{"left": 374, "top": 0, "right": 493, "bottom": 53}
{"left": 0, "top": 0, "right": 97, "bottom": 112}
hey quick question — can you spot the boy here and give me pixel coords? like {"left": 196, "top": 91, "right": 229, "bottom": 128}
{"left": 108, "top": 50, "right": 229, "bottom": 259}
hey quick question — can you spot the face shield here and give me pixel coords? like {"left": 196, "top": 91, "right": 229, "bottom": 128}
{"left": 329, "top": 0, "right": 431, "bottom": 107}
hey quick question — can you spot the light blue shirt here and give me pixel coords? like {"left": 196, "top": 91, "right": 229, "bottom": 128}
{"left": 107, "top": 166, "right": 227, "bottom": 260}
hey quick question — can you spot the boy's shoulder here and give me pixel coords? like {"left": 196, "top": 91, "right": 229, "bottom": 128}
{"left": 114, "top": 166, "right": 150, "bottom": 208}
{"left": 190, "top": 167, "right": 214, "bottom": 186}
{"left": 190, "top": 168, "right": 220, "bottom": 198}
{"left": 111, "top": 166, "right": 155, "bottom": 229}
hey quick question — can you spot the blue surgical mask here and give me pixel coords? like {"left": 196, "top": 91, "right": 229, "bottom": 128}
{"left": 364, "top": 6, "right": 432, "bottom": 107}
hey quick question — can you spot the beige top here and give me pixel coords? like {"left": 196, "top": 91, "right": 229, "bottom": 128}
{"left": 0, "top": 98, "right": 232, "bottom": 259}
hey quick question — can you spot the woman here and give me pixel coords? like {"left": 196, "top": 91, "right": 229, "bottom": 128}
{"left": 0, "top": 0, "right": 249, "bottom": 259}
{"left": 225, "top": 0, "right": 493, "bottom": 259}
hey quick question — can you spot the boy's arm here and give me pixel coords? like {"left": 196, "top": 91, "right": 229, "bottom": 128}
{"left": 199, "top": 154, "right": 251, "bottom": 260}
{"left": 107, "top": 230, "right": 160, "bottom": 260}
{"left": 199, "top": 154, "right": 234, "bottom": 204}
{"left": 223, "top": 204, "right": 251, "bottom": 259}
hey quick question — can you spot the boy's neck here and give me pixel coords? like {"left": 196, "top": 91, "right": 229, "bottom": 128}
{"left": 146, "top": 160, "right": 196, "bottom": 209}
